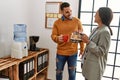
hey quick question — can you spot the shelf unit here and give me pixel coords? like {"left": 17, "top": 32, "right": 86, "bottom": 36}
{"left": 0, "top": 48, "right": 49, "bottom": 80}
{"left": 0, "top": 57, "right": 18, "bottom": 80}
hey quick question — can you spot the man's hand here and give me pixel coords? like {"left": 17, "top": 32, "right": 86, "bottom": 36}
{"left": 58, "top": 35, "right": 64, "bottom": 42}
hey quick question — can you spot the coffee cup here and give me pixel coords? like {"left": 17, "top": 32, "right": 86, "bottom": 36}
{"left": 63, "top": 35, "right": 69, "bottom": 42}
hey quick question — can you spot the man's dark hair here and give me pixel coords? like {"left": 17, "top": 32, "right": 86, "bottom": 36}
{"left": 60, "top": 2, "right": 70, "bottom": 10}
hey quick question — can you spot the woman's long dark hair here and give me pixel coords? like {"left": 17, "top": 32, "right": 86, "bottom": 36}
{"left": 98, "top": 7, "right": 113, "bottom": 35}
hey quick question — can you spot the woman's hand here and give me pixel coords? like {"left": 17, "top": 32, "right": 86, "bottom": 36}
{"left": 81, "top": 34, "right": 90, "bottom": 44}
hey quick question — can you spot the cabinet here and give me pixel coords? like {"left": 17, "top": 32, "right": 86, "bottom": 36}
{"left": 0, "top": 48, "right": 49, "bottom": 80}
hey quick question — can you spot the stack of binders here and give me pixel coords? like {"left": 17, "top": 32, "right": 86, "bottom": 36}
{"left": 37, "top": 53, "right": 43, "bottom": 72}
{"left": 19, "top": 58, "right": 34, "bottom": 80}
{"left": 37, "top": 50, "right": 49, "bottom": 72}
{"left": 43, "top": 50, "right": 49, "bottom": 68}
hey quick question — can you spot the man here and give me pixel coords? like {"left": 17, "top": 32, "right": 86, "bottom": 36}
{"left": 51, "top": 2, "right": 84, "bottom": 80}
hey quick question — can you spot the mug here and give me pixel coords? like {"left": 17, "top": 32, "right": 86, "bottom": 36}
{"left": 63, "top": 35, "right": 69, "bottom": 42}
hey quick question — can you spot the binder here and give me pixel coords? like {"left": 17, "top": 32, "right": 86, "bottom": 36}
{"left": 37, "top": 53, "right": 43, "bottom": 72}
{"left": 24, "top": 63, "right": 28, "bottom": 80}
{"left": 37, "top": 50, "right": 49, "bottom": 72}
{"left": 19, "top": 61, "right": 28, "bottom": 80}
{"left": 29, "top": 58, "right": 34, "bottom": 78}
{"left": 43, "top": 51, "right": 49, "bottom": 68}
{"left": 19, "top": 58, "right": 34, "bottom": 80}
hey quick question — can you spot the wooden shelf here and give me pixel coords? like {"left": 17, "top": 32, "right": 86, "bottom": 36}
{"left": 0, "top": 57, "right": 18, "bottom": 80}
{"left": 0, "top": 57, "right": 18, "bottom": 71}
{"left": 0, "top": 48, "right": 49, "bottom": 80}
{"left": 36, "top": 73, "right": 45, "bottom": 80}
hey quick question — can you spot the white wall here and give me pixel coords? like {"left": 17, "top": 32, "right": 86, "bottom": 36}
{"left": 0, "top": 0, "right": 79, "bottom": 80}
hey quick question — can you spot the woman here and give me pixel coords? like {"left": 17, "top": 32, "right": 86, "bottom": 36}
{"left": 81, "top": 7, "right": 113, "bottom": 80}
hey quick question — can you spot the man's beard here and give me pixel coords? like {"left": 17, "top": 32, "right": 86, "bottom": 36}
{"left": 64, "top": 15, "right": 72, "bottom": 19}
